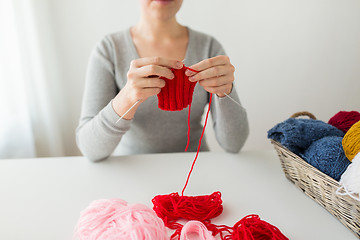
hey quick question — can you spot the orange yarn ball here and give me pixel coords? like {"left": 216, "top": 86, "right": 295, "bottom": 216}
{"left": 342, "top": 120, "right": 360, "bottom": 162}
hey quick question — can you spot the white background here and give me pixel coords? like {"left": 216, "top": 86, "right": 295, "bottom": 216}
{"left": 34, "top": 0, "right": 360, "bottom": 155}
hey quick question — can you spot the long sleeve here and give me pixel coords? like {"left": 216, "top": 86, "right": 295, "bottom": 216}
{"left": 76, "top": 37, "right": 131, "bottom": 162}
{"left": 208, "top": 38, "right": 250, "bottom": 153}
{"left": 211, "top": 89, "right": 249, "bottom": 153}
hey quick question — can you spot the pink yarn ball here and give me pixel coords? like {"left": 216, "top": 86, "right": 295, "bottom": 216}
{"left": 73, "top": 199, "right": 168, "bottom": 240}
{"left": 180, "top": 220, "right": 216, "bottom": 240}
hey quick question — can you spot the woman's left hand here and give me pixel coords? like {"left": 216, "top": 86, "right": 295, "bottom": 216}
{"left": 185, "top": 55, "right": 235, "bottom": 97}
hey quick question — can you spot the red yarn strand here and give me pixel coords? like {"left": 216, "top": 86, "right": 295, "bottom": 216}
{"left": 181, "top": 93, "right": 213, "bottom": 196}
{"left": 185, "top": 103, "right": 192, "bottom": 152}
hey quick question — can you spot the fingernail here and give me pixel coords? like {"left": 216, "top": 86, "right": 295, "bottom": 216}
{"left": 189, "top": 76, "right": 195, "bottom": 81}
{"left": 170, "top": 73, "right": 175, "bottom": 79}
{"left": 176, "top": 61, "right": 183, "bottom": 69}
{"left": 185, "top": 70, "right": 195, "bottom": 76}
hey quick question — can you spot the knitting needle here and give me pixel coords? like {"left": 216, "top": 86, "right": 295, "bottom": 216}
{"left": 223, "top": 92, "right": 242, "bottom": 107}
{"left": 115, "top": 99, "right": 141, "bottom": 124}
{"left": 182, "top": 59, "right": 241, "bottom": 106}
{"left": 114, "top": 93, "right": 240, "bottom": 125}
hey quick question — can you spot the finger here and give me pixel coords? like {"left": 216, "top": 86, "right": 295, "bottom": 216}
{"left": 137, "top": 64, "right": 175, "bottom": 80}
{"left": 131, "top": 57, "right": 183, "bottom": 69}
{"left": 135, "top": 78, "right": 166, "bottom": 88}
{"left": 198, "top": 75, "right": 234, "bottom": 87}
{"left": 203, "top": 84, "right": 232, "bottom": 95}
{"left": 186, "top": 55, "right": 229, "bottom": 74}
{"left": 141, "top": 87, "right": 162, "bottom": 99}
{"left": 189, "top": 65, "right": 230, "bottom": 82}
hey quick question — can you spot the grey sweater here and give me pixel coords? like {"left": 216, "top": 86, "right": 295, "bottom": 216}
{"left": 76, "top": 27, "right": 249, "bottom": 161}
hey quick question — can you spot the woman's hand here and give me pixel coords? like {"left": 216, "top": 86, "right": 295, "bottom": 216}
{"left": 185, "top": 55, "right": 235, "bottom": 97}
{"left": 125, "top": 57, "right": 183, "bottom": 103}
{"left": 112, "top": 57, "right": 183, "bottom": 119}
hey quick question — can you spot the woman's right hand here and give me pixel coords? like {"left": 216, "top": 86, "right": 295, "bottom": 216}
{"left": 112, "top": 57, "right": 183, "bottom": 120}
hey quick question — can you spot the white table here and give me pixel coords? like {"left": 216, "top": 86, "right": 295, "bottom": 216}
{"left": 0, "top": 151, "right": 357, "bottom": 240}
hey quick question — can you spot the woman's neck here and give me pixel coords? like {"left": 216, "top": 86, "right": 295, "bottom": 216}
{"left": 133, "top": 16, "right": 186, "bottom": 41}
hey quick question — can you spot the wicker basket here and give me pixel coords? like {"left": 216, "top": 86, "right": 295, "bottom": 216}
{"left": 271, "top": 139, "right": 360, "bottom": 238}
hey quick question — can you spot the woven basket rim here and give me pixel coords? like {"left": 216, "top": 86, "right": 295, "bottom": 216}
{"left": 270, "top": 139, "right": 341, "bottom": 186}
{"left": 270, "top": 139, "right": 360, "bottom": 238}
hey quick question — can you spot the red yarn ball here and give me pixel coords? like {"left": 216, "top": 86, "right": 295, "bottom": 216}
{"left": 152, "top": 191, "right": 223, "bottom": 225}
{"left": 152, "top": 191, "right": 224, "bottom": 239}
{"left": 232, "top": 215, "right": 289, "bottom": 240}
{"left": 328, "top": 111, "right": 360, "bottom": 133}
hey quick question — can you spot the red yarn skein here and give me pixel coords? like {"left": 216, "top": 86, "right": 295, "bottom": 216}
{"left": 152, "top": 191, "right": 223, "bottom": 223}
{"left": 328, "top": 111, "right": 360, "bottom": 133}
{"left": 231, "top": 215, "right": 289, "bottom": 240}
{"left": 152, "top": 191, "right": 224, "bottom": 239}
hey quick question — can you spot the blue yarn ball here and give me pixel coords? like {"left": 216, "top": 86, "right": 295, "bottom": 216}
{"left": 302, "top": 136, "right": 351, "bottom": 181}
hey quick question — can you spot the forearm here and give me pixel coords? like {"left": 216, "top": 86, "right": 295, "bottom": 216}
{"left": 111, "top": 86, "right": 141, "bottom": 120}
{"left": 76, "top": 102, "right": 132, "bottom": 161}
{"left": 211, "top": 89, "right": 249, "bottom": 153}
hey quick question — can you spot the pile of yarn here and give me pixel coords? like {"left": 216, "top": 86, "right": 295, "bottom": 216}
{"left": 267, "top": 117, "right": 344, "bottom": 156}
{"left": 152, "top": 191, "right": 226, "bottom": 239}
{"left": 231, "top": 215, "right": 288, "bottom": 240}
{"left": 152, "top": 192, "right": 289, "bottom": 240}
{"left": 74, "top": 197, "right": 289, "bottom": 240}
{"left": 267, "top": 112, "right": 350, "bottom": 180}
{"left": 178, "top": 215, "right": 288, "bottom": 240}
{"left": 152, "top": 192, "right": 223, "bottom": 236}
{"left": 269, "top": 110, "right": 360, "bottom": 200}
{"left": 73, "top": 199, "right": 168, "bottom": 240}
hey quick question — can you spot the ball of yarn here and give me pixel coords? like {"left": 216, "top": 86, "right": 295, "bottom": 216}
{"left": 73, "top": 199, "right": 168, "bottom": 240}
{"left": 232, "top": 215, "right": 288, "bottom": 240}
{"left": 342, "top": 120, "right": 360, "bottom": 161}
{"left": 152, "top": 191, "right": 223, "bottom": 238}
{"left": 180, "top": 221, "right": 216, "bottom": 240}
{"left": 267, "top": 118, "right": 344, "bottom": 156}
{"left": 152, "top": 192, "right": 223, "bottom": 225}
{"left": 337, "top": 152, "right": 360, "bottom": 201}
{"left": 302, "top": 136, "right": 351, "bottom": 181}
{"left": 328, "top": 111, "right": 360, "bottom": 133}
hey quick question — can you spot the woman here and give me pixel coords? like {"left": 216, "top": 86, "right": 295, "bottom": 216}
{"left": 76, "top": 0, "right": 249, "bottom": 161}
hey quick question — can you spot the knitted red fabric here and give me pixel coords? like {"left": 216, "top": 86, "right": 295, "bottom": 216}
{"left": 157, "top": 66, "right": 198, "bottom": 111}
